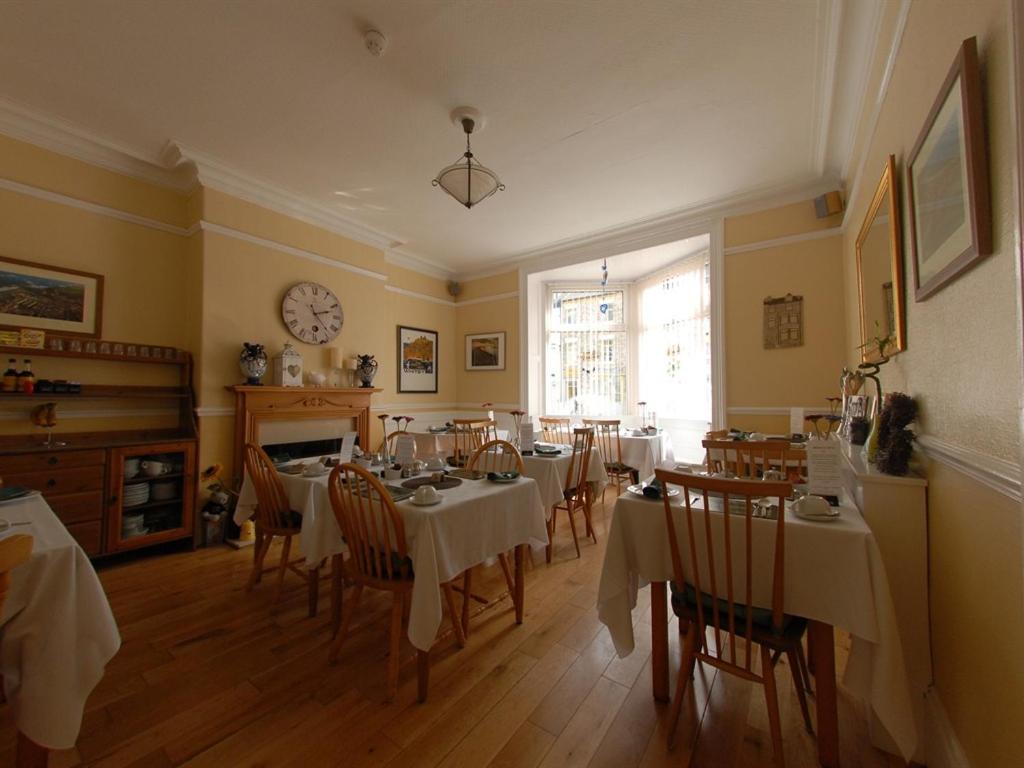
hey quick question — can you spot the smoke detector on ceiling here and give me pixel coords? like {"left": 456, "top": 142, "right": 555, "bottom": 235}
{"left": 364, "top": 29, "right": 387, "bottom": 57}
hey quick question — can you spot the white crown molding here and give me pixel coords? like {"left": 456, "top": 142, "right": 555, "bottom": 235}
{"left": 917, "top": 434, "right": 1022, "bottom": 503}
{"left": 456, "top": 175, "right": 841, "bottom": 282}
{"left": 385, "top": 250, "right": 456, "bottom": 281}
{"left": 0, "top": 175, "right": 190, "bottom": 236}
{"left": 811, "top": 0, "right": 843, "bottom": 175}
{"left": 838, "top": 0, "right": 885, "bottom": 182}
{"left": 383, "top": 284, "right": 455, "bottom": 307}
{"left": 842, "top": 0, "right": 912, "bottom": 226}
{"left": 723, "top": 227, "right": 842, "bottom": 256}
{"left": 0, "top": 97, "right": 194, "bottom": 191}
{"left": 456, "top": 290, "right": 519, "bottom": 307}
{"left": 199, "top": 220, "right": 388, "bottom": 281}
{"left": 925, "top": 688, "right": 972, "bottom": 768}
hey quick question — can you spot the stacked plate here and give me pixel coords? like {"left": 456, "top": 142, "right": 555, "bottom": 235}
{"left": 122, "top": 513, "right": 148, "bottom": 538}
{"left": 123, "top": 482, "right": 150, "bottom": 508}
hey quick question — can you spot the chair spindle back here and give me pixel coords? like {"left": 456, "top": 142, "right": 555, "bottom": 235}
{"left": 243, "top": 442, "right": 296, "bottom": 531}
{"left": 468, "top": 439, "right": 525, "bottom": 474}
{"left": 539, "top": 417, "right": 572, "bottom": 445}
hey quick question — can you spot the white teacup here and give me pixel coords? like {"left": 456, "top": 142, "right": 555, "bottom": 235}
{"left": 140, "top": 460, "right": 170, "bottom": 477}
{"left": 303, "top": 460, "right": 327, "bottom": 477}
{"left": 124, "top": 458, "right": 141, "bottom": 478}
{"left": 384, "top": 468, "right": 402, "bottom": 481}
{"left": 792, "top": 495, "right": 830, "bottom": 517}
{"left": 353, "top": 457, "right": 372, "bottom": 470}
{"left": 414, "top": 485, "right": 439, "bottom": 504}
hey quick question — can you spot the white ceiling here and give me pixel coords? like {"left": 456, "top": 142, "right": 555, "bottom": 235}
{"left": 0, "top": 1, "right": 876, "bottom": 274}
{"left": 536, "top": 233, "right": 709, "bottom": 283}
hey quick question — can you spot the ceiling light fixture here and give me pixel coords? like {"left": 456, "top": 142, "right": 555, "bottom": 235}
{"left": 432, "top": 107, "right": 505, "bottom": 209}
{"left": 600, "top": 258, "right": 609, "bottom": 286}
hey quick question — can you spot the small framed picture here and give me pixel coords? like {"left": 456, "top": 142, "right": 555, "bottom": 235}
{"left": 397, "top": 325, "right": 438, "bottom": 393}
{"left": 465, "top": 332, "right": 506, "bottom": 371}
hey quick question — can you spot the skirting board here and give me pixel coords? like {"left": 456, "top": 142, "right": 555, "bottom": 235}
{"left": 925, "top": 687, "right": 971, "bottom": 768}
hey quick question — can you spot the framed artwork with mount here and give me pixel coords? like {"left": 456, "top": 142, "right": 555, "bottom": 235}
{"left": 465, "top": 331, "right": 505, "bottom": 370}
{"left": 0, "top": 255, "right": 103, "bottom": 338}
{"left": 397, "top": 325, "right": 438, "bottom": 393}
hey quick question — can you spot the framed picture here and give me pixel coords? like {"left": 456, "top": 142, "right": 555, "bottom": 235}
{"left": 907, "top": 36, "right": 991, "bottom": 301}
{"left": 0, "top": 256, "right": 103, "bottom": 338}
{"left": 397, "top": 325, "right": 438, "bottom": 393}
{"left": 465, "top": 331, "right": 506, "bottom": 371}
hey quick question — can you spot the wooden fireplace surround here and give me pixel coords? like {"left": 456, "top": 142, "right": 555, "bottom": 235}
{"left": 227, "top": 385, "right": 381, "bottom": 485}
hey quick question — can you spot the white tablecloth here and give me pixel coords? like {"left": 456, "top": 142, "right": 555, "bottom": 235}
{"left": 521, "top": 447, "right": 608, "bottom": 510}
{"left": 0, "top": 494, "right": 121, "bottom": 749}
{"left": 237, "top": 470, "right": 547, "bottom": 651}
{"left": 597, "top": 489, "right": 917, "bottom": 761}
{"left": 617, "top": 432, "right": 674, "bottom": 479}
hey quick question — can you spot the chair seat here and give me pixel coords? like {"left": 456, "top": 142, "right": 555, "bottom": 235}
{"left": 258, "top": 510, "right": 303, "bottom": 534}
{"left": 670, "top": 582, "right": 806, "bottom": 640}
{"left": 605, "top": 461, "right": 636, "bottom": 474}
{"left": 371, "top": 549, "right": 415, "bottom": 580}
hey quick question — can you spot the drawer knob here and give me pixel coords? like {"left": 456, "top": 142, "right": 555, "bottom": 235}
{"left": 46, "top": 478, "right": 57, "bottom": 488}
{"left": 48, "top": 456, "right": 58, "bottom": 466}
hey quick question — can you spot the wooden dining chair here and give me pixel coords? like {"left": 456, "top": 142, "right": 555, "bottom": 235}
{"left": 547, "top": 427, "right": 595, "bottom": 562}
{"left": 242, "top": 442, "right": 320, "bottom": 616}
{"left": 326, "top": 464, "right": 465, "bottom": 702}
{"left": 583, "top": 418, "right": 637, "bottom": 500}
{"left": 654, "top": 469, "right": 813, "bottom": 765}
{"left": 539, "top": 416, "right": 572, "bottom": 445}
{"left": 463, "top": 439, "right": 523, "bottom": 632}
{"left": 702, "top": 439, "right": 807, "bottom": 482}
{"left": 450, "top": 418, "right": 497, "bottom": 467}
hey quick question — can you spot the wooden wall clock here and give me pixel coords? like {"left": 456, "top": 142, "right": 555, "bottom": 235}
{"left": 281, "top": 282, "right": 343, "bottom": 345}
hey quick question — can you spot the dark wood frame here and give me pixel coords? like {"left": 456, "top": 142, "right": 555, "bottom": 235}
{"left": 396, "top": 325, "right": 438, "bottom": 393}
{"left": 907, "top": 36, "right": 991, "bottom": 302}
{"left": 0, "top": 255, "right": 104, "bottom": 338}
{"left": 465, "top": 331, "right": 506, "bottom": 371}
{"left": 856, "top": 155, "right": 906, "bottom": 361}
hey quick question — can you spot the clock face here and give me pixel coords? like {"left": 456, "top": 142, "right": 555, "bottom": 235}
{"left": 281, "top": 282, "right": 344, "bottom": 345}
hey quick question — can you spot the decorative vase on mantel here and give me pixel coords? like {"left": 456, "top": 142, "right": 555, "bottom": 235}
{"left": 239, "top": 343, "right": 267, "bottom": 385}
{"left": 355, "top": 354, "right": 378, "bottom": 388}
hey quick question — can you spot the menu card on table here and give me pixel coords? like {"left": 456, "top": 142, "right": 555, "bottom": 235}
{"left": 394, "top": 434, "right": 416, "bottom": 466}
{"left": 338, "top": 431, "right": 357, "bottom": 464}
{"left": 519, "top": 420, "right": 535, "bottom": 453}
{"left": 805, "top": 437, "right": 842, "bottom": 497}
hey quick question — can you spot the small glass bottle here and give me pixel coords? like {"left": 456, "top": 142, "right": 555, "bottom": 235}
{"left": 2, "top": 359, "right": 17, "bottom": 392}
{"left": 17, "top": 360, "right": 34, "bottom": 394}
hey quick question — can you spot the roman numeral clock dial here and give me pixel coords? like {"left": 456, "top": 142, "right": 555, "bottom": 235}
{"left": 281, "top": 282, "right": 344, "bottom": 345}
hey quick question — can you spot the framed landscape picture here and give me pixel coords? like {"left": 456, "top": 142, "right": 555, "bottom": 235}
{"left": 907, "top": 36, "right": 991, "bottom": 301}
{"left": 397, "top": 325, "right": 438, "bottom": 393}
{"left": 465, "top": 331, "right": 505, "bottom": 371}
{"left": 0, "top": 256, "right": 103, "bottom": 338}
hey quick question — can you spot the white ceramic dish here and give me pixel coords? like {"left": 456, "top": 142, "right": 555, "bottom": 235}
{"left": 793, "top": 507, "right": 841, "bottom": 522}
{"left": 410, "top": 494, "right": 443, "bottom": 507}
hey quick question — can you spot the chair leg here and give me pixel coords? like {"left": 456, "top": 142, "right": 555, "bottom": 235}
{"left": 328, "top": 584, "right": 363, "bottom": 664}
{"left": 582, "top": 493, "right": 597, "bottom": 543}
{"left": 498, "top": 552, "right": 515, "bottom": 598}
{"left": 461, "top": 569, "right": 473, "bottom": 638}
{"left": 246, "top": 534, "right": 272, "bottom": 592}
{"left": 795, "top": 640, "right": 813, "bottom": 694}
{"left": 330, "top": 554, "right": 344, "bottom": 637}
{"left": 443, "top": 582, "right": 466, "bottom": 648}
{"left": 761, "top": 644, "right": 785, "bottom": 768}
{"left": 565, "top": 505, "right": 581, "bottom": 559}
{"left": 386, "top": 592, "right": 404, "bottom": 702}
{"left": 546, "top": 509, "right": 556, "bottom": 564}
{"left": 273, "top": 535, "right": 293, "bottom": 605}
{"left": 667, "top": 619, "right": 699, "bottom": 748}
{"left": 308, "top": 563, "right": 319, "bottom": 618}
{"left": 417, "top": 648, "right": 430, "bottom": 703}
{"left": 786, "top": 647, "right": 814, "bottom": 733}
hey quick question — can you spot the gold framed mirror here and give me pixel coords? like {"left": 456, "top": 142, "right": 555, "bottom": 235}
{"left": 856, "top": 154, "right": 905, "bottom": 362}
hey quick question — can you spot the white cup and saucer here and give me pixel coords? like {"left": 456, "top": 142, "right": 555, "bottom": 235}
{"left": 791, "top": 494, "right": 839, "bottom": 522}
{"left": 302, "top": 460, "right": 329, "bottom": 477}
{"left": 411, "top": 485, "right": 442, "bottom": 506}
{"left": 384, "top": 468, "right": 403, "bottom": 481}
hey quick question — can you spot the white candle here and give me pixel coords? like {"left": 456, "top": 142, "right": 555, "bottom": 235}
{"left": 329, "top": 347, "right": 343, "bottom": 369}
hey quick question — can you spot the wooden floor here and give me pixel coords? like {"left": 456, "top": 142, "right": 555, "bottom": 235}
{"left": 1, "top": 493, "right": 905, "bottom": 768}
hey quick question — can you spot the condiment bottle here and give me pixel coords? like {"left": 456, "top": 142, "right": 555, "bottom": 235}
{"left": 17, "top": 359, "right": 34, "bottom": 393}
{"left": 1, "top": 359, "right": 17, "bottom": 392}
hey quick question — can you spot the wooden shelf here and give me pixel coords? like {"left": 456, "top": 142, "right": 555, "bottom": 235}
{"left": 0, "top": 385, "right": 188, "bottom": 399}
{"left": 0, "top": 344, "right": 187, "bottom": 366}
{"left": 124, "top": 472, "right": 186, "bottom": 486}
{"left": 121, "top": 497, "right": 184, "bottom": 513}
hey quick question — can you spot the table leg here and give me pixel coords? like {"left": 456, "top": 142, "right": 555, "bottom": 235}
{"left": 308, "top": 564, "right": 320, "bottom": 618}
{"left": 514, "top": 544, "right": 525, "bottom": 624}
{"left": 808, "top": 620, "right": 839, "bottom": 767}
{"left": 417, "top": 649, "right": 430, "bottom": 703}
{"left": 330, "top": 554, "right": 344, "bottom": 637}
{"left": 16, "top": 732, "right": 48, "bottom": 768}
{"left": 253, "top": 527, "right": 263, "bottom": 566}
{"left": 650, "top": 581, "right": 669, "bottom": 702}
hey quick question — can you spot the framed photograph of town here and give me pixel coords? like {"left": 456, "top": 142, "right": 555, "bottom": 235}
{"left": 465, "top": 331, "right": 505, "bottom": 371}
{"left": 397, "top": 325, "right": 438, "bottom": 393}
{"left": 0, "top": 256, "right": 103, "bottom": 338}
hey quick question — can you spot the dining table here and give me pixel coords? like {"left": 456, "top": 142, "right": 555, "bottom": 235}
{"left": 0, "top": 492, "right": 121, "bottom": 759}
{"left": 236, "top": 463, "right": 548, "bottom": 650}
{"left": 597, "top": 483, "right": 917, "bottom": 767}
{"left": 520, "top": 445, "right": 608, "bottom": 510}
{"left": 616, "top": 430, "right": 674, "bottom": 479}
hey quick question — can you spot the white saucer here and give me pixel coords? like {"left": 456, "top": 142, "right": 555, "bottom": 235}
{"left": 302, "top": 467, "right": 329, "bottom": 478}
{"left": 793, "top": 507, "right": 841, "bottom": 522}
{"left": 410, "top": 494, "right": 443, "bottom": 506}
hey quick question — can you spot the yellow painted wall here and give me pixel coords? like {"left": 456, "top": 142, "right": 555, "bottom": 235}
{"left": 840, "top": 2, "right": 1023, "bottom": 765}
{"left": 454, "top": 270, "right": 520, "bottom": 408}
{"left": 724, "top": 203, "right": 847, "bottom": 434}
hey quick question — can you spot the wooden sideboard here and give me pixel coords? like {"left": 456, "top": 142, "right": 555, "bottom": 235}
{"left": 0, "top": 346, "right": 198, "bottom": 558}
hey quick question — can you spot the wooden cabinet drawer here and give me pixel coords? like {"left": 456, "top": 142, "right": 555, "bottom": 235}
{"left": 0, "top": 449, "right": 106, "bottom": 474}
{"left": 65, "top": 520, "right": 103, "bottom": 556}
{"left": 48, "top": 491, "right": 104, "bottom": 525}
{"left": 4, "top": 465, "right": 105, "bottom": 496}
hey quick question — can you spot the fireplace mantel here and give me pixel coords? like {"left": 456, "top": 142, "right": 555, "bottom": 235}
{"left": 227, "top": 385, "right": 381, "bottom": 484}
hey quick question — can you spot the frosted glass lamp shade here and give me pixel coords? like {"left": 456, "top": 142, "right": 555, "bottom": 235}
{"left": 433, "top": 157, "right": 504, "bottom": 209}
